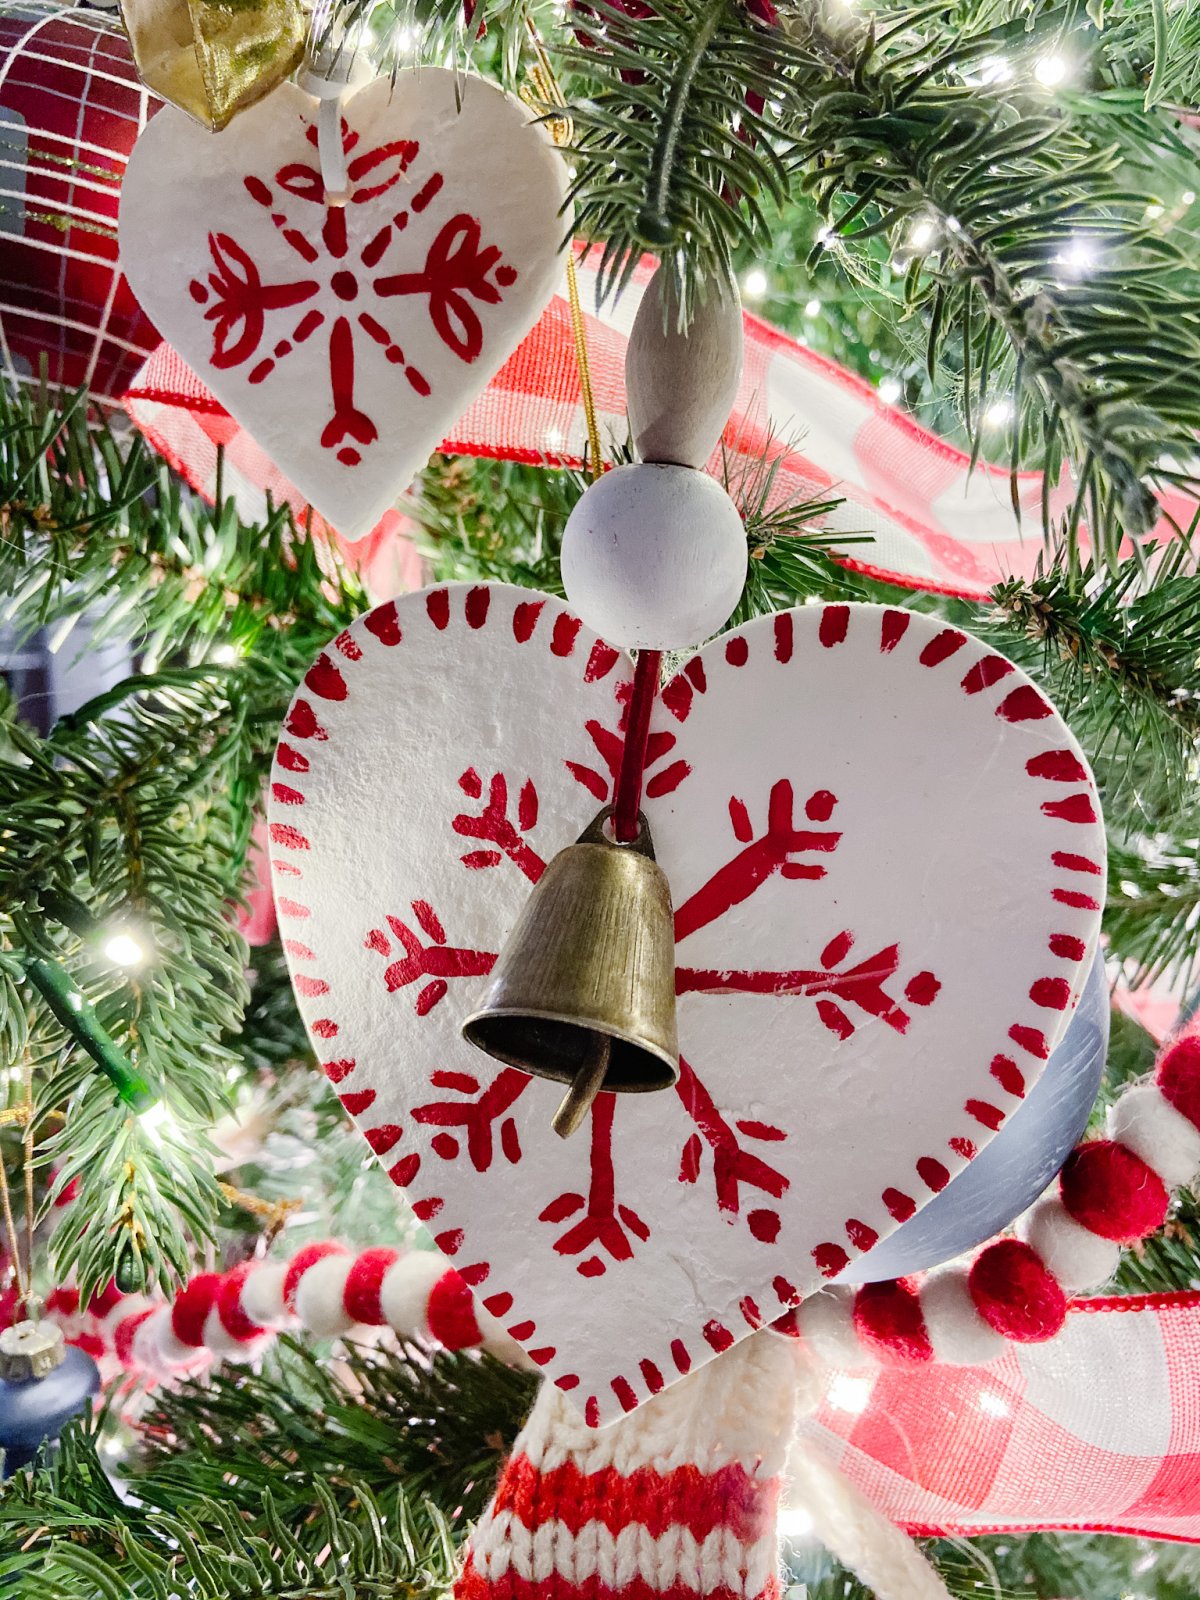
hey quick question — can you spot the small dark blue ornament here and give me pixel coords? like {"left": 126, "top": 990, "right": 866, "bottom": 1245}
{"left": 840, "top": 953, "right": 1109, "bottom": 1283}
{"left": 0, "top": 1319, "right": 101, "bottom": 1475}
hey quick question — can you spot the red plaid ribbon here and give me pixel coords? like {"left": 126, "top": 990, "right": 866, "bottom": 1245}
{"left": 124, "top": 248, "right": 1192, "bottom": 600}
{"left": 804, "top": 1292, "right": 1200, "bottom": 1541}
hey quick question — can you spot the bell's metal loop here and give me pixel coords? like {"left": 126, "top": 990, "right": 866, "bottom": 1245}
{"left": 461, "top": 804, "right": 679, "bottom": 1138}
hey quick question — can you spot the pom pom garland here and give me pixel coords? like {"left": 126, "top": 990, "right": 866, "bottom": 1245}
{"left": 779, "top": 1034, "right": 1200, "bottom": 1371}
{"left": 55, "top": 1245, "right": 533, "bottom": 1380}
{"left": 43, "top": 1039, "right": 1200, "bottom": 1388}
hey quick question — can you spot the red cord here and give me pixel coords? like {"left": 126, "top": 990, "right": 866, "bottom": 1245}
{"left": 612, "top": 650, "right": 663, "bottom": 843}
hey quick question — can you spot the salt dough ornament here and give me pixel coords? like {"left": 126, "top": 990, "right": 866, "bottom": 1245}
{"left": 119, "top": 70, "right": 569, "bottom": 539}
{"left": 270, "top": 584, "right": 1105, "bottom": 1425}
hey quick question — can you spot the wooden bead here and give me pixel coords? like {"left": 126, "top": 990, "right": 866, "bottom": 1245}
{"left": 560, "top": 463, "right": 746, "bottom": 649}
{"left": 626, "top": 268, "right": 743, "bottom": 469}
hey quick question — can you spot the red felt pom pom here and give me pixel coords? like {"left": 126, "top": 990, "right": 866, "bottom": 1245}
{"left": 171, "top": 1272, "right": 221, "bottom": 1347}
{"left": 343, "top": 1247, "right": 400, "bottom": 1326}
{"left": 282, "top": 1241, "right": 347, "bottom": 1311}
{"left": 426, "top": 1269, "right": 483, "bottom": 1351}
{"left": 216, "top": 1261, "right": 267, "bottom": 1342}
{"left": 1157, "top": 1035, "right": 1200, "bottom": 1133}
{"left": 114, "top": 1308, "right": 153, "bottom": 1367}
{"left": 1060, "top": 1140, "right": 1169, "bottom": 1243}
{"left": 969, "top": 1239, "right": 1066, "bottom": 1342}
{"left": 853, "top": 1278, "right": 933, "bottom": 1363}
{"left": 87, "top": 1278, "right": 124, "bottom": 1319}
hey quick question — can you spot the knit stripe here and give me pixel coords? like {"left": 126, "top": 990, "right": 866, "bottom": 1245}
{"left": 491, "top": 1455, "right": 779, "bottom": 1544}
{"left": 458, "top": 1553, "right": 783, "bottom": 1600}
{"left": 469, "top": 1509, "right": 779, "bottom": 1594}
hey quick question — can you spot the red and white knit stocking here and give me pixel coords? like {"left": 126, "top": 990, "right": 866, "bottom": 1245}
{"left": 456, "top": 1332, "right": 800, "bottom": 1600}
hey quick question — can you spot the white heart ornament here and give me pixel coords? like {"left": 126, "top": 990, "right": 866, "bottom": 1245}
{"left": 270, "top": 587, "right": 1104, "bottom": 1424}
{"left": 119, "top": 73, "right": 568, "bottom": 539}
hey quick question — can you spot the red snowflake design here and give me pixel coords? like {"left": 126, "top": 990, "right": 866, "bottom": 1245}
{"left": 365, "top": 741, "right": 941, "bottom": 1276}
{"left": 186, "top": 119, "right": 518, "bottom": 468}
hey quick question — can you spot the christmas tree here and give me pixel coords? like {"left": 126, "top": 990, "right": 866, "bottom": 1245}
{"left": 3, "top": 0, "right": 1200, "bottom": 1595}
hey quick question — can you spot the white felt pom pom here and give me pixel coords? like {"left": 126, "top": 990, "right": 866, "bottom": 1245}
{"left": 560, "top": 463, "right": 746, "bottom": 650}
{"left": 1108, "top": 1082, "right": 1200, "bottom": 1189}
{"left": 920, "top": 1267, "right": 1007, "bottom": 1366}
{"left": 796, "top": 1286, "right": 869, "bottom": 1370}
{"left": 240, "top": 1261, "right": 292, "bottom": 1328}
{"left": 293, "top": 1253, "right": 357, "bottom": 1339}
{"left": 379, "top": 1251, "right": 445, "bottom": 1339}
{"left": 130, "top": 1308, "right": 175, "bottom": 1375}
{"left": 1018, "top": 1195, "right": 1121, "bottom": 1291}
{"left": 152, "top": 1310, "right": 205, "bottom": 1371}
{"left": 202, "top": 1304, "right": 262, "bottom": 1363}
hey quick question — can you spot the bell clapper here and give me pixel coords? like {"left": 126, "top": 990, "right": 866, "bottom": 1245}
{"left": 551, "top": 1034, "right": 613, "bottom": 1139}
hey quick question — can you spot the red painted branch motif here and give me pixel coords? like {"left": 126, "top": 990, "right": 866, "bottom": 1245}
{"left": 674, "top": 780, "right": 841, "bottom": 943}
{"left": 453, "top": 770, "right": 545, "bottom": 882}
{"left": 538, "top": 1094, "right": 650, "bottom": 1276}
{"left": 192, "top": 234, "right": 317, "bottom": 369}
{"left": 374, "top": 213, "right": 517, "bottom": 362}
{"left": 675, "top": 1058, "right": 788, "bottom": 1239}
{"left": 412, "top": 1068, "right": 529, "bottom": 1172}
{"left": 365, "top": 901, "right": 496, "bottom": 1015}
{"left": 677, "top": 932, "right": 940, "bottom": 1040}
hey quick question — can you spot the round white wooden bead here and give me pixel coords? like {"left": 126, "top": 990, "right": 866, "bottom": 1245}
{"left": 1018, "top": 1195, "right": 1120, "bottom": 1292}
{"left": 626, "top": 269, "right": 743, "bottom": 469}
{"left": 560, "top": 463, "right": 746, "bottom": 650}
{"left": 920, "top": 1267, "right": 1006, "bottom": 1366}
{"left": 1108, "top": 1082, "right": 1200, "bottom": 1189}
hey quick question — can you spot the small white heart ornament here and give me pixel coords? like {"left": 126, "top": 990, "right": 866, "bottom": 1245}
{"left": 270, "top": 587, "right": 1104, "bottom": 1424}
{"left": 119, "top": 73, "right": 569, "bottom": 539}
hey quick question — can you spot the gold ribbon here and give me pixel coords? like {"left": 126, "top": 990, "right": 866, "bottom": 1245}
{"left": 120, "top": 0, "right": 308, "bottom": 130}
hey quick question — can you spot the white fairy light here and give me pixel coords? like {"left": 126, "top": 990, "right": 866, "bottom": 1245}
{"left": 877, "top": 375, "right": 903, "bottom": 404}
{"left": 908, "top": 216, "right": 937, "bottom": 251}
{"left": 742, "top": 268, "right": 769, "bottom": 301}
{"left": 978, "top": 54, "right": 1013, "bottom": 85}
{"left": 1184, "top": 190, "right": 1196, "bottom": 206}
{"left": 779, "top": 1505, "right": 816, "bottom": 1539}
{"left": 1055, "top": 236, "right": 1098, "bottom": 278}
{"left": 1034, "top": 53, "right": 1069, "bottom": 88}
{"left": 804, "top": 297, "right": 820, "bottom": 318}
{"left": 1145, "top": 202, "right": 1165, "bottom": 221}
{"left": 209, "top": 642, "right": 241, "bottom": 666}
{"left": 978, "top": 1390, "right": 1010, "bottom": 1418}
{"left": 984, "top": 397, "right": 1013, "bottom": 427}
{"left": 141, "top": 1100, "right": 178, "bottom": 1145}
{"left": 827, "top": 1373, "right": 873, "bottom": 1414}
{"left": 103, "top": 931, "right": 147, "bottom": 969}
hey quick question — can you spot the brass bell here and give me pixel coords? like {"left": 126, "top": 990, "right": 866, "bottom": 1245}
{"left": 461, "top": 805, "right": 678, "bottom": 1138}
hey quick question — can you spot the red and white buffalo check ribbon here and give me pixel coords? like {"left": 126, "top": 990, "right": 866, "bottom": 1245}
{"left": 803, "top": 1293, "right": 1200, "bottom": 1541}
{"left": 123, "top": 249, "right": 1194, "bottom": 601}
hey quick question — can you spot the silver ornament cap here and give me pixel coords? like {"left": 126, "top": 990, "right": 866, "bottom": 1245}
{"left": 0, "top": 1319, "right": 66, "bottom": 1382}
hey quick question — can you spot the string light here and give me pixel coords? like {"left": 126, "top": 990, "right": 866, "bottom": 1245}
{"left": 804, "top": 298, "right": 820, "bottom": 318}
{"left": 908, "top": 216, "right": 937, "bottom": 251}
{"left": 984, "top": 398, "right": 1013, "bottom": 428}
{"left": 827, "top": 1373, "right": 873, "bottom": 1413}
{"left": 141, "top": 1100, "right": 178, "bottom": 1146}
{"left": 209, "top": 642, "right": 241, "bottom": 666}
{"left": 1055, "top": 236, "right": 1098, "bottom": 278}
{"left": 779, "top": 1505, "right": 815, "bottom": 1538}
{"left": 742, "top": 268, "right": 769, "bottom": 301}
{"left": 103, "top": 931, "right": 147, "bottom": 969}
{"left": 978, "top": 1390, "right": 1011, "bottom": 1418}
{"left": 878, "top": 376, "right": 902, "bottom": 404}
{"left": 1034, "top": 53, "right": 1069, "bottom": 88}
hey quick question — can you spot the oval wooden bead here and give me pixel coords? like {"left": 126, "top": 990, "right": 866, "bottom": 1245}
{"left": 626, "top": 269, "right": 743, "bottom": 469}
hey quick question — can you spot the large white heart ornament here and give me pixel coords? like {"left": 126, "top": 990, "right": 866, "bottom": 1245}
{"left": 270, "top": 586, "right": 1105, "bottom": 1423}
{"left": 119, "top": 73, "right": 568, "bottom": 539}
